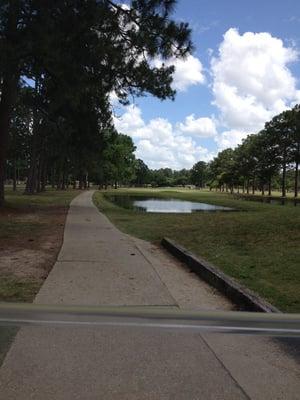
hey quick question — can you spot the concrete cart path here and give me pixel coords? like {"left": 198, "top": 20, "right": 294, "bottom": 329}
{"left": 0, "top": 191, "right": 299, "bottom": 399}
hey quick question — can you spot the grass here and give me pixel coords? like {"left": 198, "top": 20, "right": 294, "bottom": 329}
{"left": 238, "top": 190, "right": 295, "bottom": 198}
{"left": 0, "top": 275, "right": 42, "bottom": 303}
{"left": 3, "top": 186, "right": 80, "bottom": 208}
{"left": 94, "top": 188, "right": 300, "bottom": 313}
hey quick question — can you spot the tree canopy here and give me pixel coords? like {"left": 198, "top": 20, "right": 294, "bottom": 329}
{"left": 0, "top": 0, "right": 193, "bottom": 204}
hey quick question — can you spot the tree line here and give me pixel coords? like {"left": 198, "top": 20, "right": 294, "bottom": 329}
{"left": 209, "top": 106, "right": 300, "bottom": 199}
{"left": 8, "top": 99, "right": 299, "bottom": 196}
{"left": 133, "top": 106, "right": 300, "bottom": 201}
{"left": 0, "top": 0, "right": 192, "bottom": 205}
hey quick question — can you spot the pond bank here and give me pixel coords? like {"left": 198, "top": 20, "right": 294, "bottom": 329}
{"left": 94, "top": 188, "right": 300, "bottom": 312}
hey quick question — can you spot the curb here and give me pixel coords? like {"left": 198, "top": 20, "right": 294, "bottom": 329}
{"left": 161, "top": 237, "right": 280, "bottom": 313}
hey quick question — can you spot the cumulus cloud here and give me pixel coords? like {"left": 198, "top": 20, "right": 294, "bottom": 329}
{"left": 215, "top": 130, "right": 249, "bottom": 151}
{"left": 153, "top": 54, "right": 205, "bottom": 92}
{"left": 135, "top": 135, "right": 212, "bottom": 170}
{"left": 114, "top": 28, "right": 300, "bottom": 163}
{"left": 110, "top": 54, "right": 205, "bottom": 105}
{"left": 178, "top": 115, "right": 217, "bottom": 138}
{"left": 113, "top": 105, "right": 214, "bottom": 169}
{"left": 113, "top": 104, "right": 144, "bottom": 136}
{"left": 211, "top": 28, "right": 300, "bottom": 147}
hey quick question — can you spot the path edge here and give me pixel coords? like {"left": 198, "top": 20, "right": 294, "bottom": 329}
{"left": 161, "top": 237, "right": 280, "bottom": 313}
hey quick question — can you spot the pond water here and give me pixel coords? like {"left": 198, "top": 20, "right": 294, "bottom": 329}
{"left": 107, "top": 195, "right": 234, "bottom": 213}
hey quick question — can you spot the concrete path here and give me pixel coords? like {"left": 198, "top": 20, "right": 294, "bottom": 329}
{"left": 0, "top": 191, "right": 299, "bottom": 399}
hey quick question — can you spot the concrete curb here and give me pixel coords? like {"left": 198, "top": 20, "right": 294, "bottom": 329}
{"left": 161, "top": 237, "right": 280, "bottom": 313}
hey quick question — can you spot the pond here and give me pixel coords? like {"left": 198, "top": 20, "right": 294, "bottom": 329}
{"left": 106, "top": 195, "right": 234, "bottom": 214}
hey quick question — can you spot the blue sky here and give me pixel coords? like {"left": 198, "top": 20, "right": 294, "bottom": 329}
{"left": 113, "top": 0, "right": 300, "bottom": 170}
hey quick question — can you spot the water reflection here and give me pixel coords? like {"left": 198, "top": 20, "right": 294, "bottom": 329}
{"left": 107, "top": 195, "right": 234, "bottom": 213}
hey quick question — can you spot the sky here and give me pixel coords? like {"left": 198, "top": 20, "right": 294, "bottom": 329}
{"left": 112, "top": 0, "right": 300, "bottom": 170}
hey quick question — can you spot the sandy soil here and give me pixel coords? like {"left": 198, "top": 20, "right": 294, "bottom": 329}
{"left": 0, "top": 206, "right": 68, "bottom": 293}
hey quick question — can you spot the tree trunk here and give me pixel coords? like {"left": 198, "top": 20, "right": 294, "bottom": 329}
{"left": 25, "top": 124, "right": 39, "bottom": 194}
{"left": 282, "top": 150, "right": 287, "bottom": 201}
{"left": 25, "top": 78, "right": 41, "bottom": 195}
{"left": 79, "top": 173, "right": 84, "bottom": 190}
{"left": 36, "top": 159, "right": 42, "bottom": 193}
{"left": 57, "top": 168, "right": 63, "bottom": 190}
{"left": 61, "top": 169, "right": 65, "bottom": 189}
{"left": 294, "top": 142, "right": 299, "bottom": 200}
{"left": 0, "top": 1, "right": 19, "bottom": 206}
{"left": 0, "top": 73, "right": 18, "bottom": 204}
{"left": 13, "top": 159, "right": 17, "bottom": 191}
{"left": 41, "top": 161, "right": 47, "bottom": 192}
{"left": 268, "top": 179, "right": 272, "bottom": 197}
{"left": 65, "top": 169, "right": 69, "bottom": 189}
{"left": 84, "top": 173, "right": 88, "bottom": 189}
{"left": 38, "top": 152, "right": 47, "bottom": 192}
{"left": 252, "top": 177, "right": 255, "bottom": 195}
{"left": 50, "top": 166, "right": 55, "bottom": 188}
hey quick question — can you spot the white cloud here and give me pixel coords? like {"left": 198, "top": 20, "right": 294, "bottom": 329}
{"left": 211, "top": 28, "right": 300, "bottom": 147}
{"left": 113, "top": 104, "right": 144, "bottom": 136}
{"left": 178, "top": 115, "right": 217, "bottom": 138}
{"left": 114, "top": 28, "right": 300, "bottom": 165}
{"left": 153, "top": 54, "right": 205, "bottom": 92}
{"left": 109, "top": 91, "right": 119, "bottom": 105}
{"left": 136, "top": 140, "right": 175, "bottom": 166}
{"left": 135, "top": 135, "right": 212, "bottom": 170}
{"left": 215, "top": 130, "right": 248, "bottom": 151}
{"left": 113, "top": 105, "right": 214, "bottom": 169}
{"left": 120, "top": 3, "right": 130, "bottom": 11}
{"left": 110, "top": 54, "right": 205, "bottom": 105}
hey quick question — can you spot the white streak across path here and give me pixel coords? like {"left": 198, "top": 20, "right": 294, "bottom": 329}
{"left": 0, "top": 191, "right": 299, "bottom": 399}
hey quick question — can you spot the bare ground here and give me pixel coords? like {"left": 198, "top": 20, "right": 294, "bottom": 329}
{"left": 0, "top": 206, "right": 68, "bottom": 302}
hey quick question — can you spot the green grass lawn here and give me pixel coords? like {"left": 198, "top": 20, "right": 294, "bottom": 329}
{"left": 94, "top": 188, "right": 300, "bottom": 313}
{"left": 3, "top": 186, "right": 79, "bottom": 208}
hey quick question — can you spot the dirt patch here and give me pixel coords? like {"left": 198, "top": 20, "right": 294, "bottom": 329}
{"left": 0, "top": 206, "right": 68, "bottom": 300}
{"left": 0, "top": 249, "right": 53, "bottom": 280}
